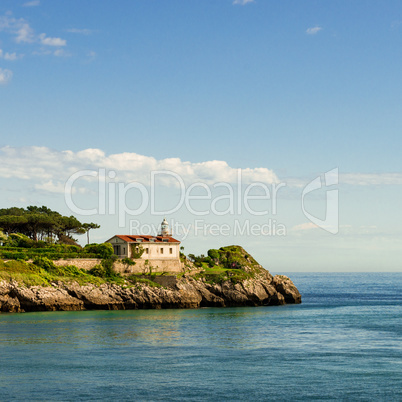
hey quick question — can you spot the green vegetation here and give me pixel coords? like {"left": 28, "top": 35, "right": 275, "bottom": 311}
{"left": 0, "top": 206, "right": 105, "bottom": 260}
{"left": 189, "top": 245, "right": 259, "bottom": 269}
{"left": 130, "top": 243, "right": 145, "bottom": 259}
{"left": 194, "top": 266, "right": 254, "bottom": 285}
{"left": 0, "top": 205, "right": 99, "bottom": 244}
{"left": 121, "top": 257, "right": 136, "bottom": 272}
{"left": 0, "top": 233, "right": 114, "bottom": 261}
{"left": 0, "top": 258, "right": 105, "bottom": 287}
{"left": 80, "top": 242, "right": 114, "bottom": 259}
{"left": 188, "top": 245, "right": 259, "bottom": 270}
{"left": 0, "top": 257, "right": 155, "bottom": 288}
{"left": 82, "top": 223, "right": 101, "bottom": 244}
{"left": 88, "top": 256, "right": 120, "bottom": 281}
{"left": 189, "top": 245, "right": 262, "bottom": 285}
{"left": 0, "top": 234, "right": 264, "bottom": 289}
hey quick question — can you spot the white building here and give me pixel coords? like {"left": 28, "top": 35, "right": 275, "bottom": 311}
{"left": 106, "top": 218, "right": 182, "bottom": 273}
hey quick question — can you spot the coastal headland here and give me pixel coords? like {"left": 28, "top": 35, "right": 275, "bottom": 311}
{"left": 0, "top": 245, "right": 301, "bottom": 313}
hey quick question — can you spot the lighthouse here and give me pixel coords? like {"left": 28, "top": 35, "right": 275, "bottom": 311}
{"left": 159, "top": 217, "right": 170, "bottom": 237}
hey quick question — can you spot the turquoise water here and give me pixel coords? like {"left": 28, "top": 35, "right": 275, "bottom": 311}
{"left": 0, "top": 273, "right": 401, "bottom": 401}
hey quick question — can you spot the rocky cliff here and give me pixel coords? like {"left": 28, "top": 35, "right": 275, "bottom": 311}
{"left": 0, "top": 273, "right": 301, "bottom": 313}
{"left": 0, "top": 245, "right": 301, "bottom": 313}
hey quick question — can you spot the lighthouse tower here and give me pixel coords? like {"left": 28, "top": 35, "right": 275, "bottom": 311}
{"left": 159, "top": 218, "right": 170, "bottom": 237}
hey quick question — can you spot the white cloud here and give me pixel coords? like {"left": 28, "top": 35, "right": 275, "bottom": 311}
{"left": 0, "top": 146, "right": 280, "bottom": 193}
{"left": 4, "top": 52, "right": 18, "bottom": 60}
{"left": 39, "top": 33, "right": 66, "bottom": 47}
{"left": 53, "top": 48, "right": 71, "bottom": 57}
{"left": 0, "top": 14, "right": 66, "bottom": 48}
{"left": 306, "top": 26, "right": 322, "bottom": 35}
{"left": 282, "top": 172, "right": 402, "bottom": 188}
{"left": 0, "top": 68, "right": 13, "bottom": 85}
{"left": 341, "top": 173, "right": 402, "bottom": 186}
{"left": 66, "top": 28, "right": 93, "bottom": 35}
{"left": 0, "top": 49, "right": 22, "bottom": 61}
{"left": 2, "top": 147, "right": 400, "bottom": 196}
{"left": 291, "top": 222, "right": 319, "bottom": 232}
{"left": 35, "top": 180, "right": 69, "bottom": 194}
{"left": 23, "top": 0, "right": 40, "bottom": 6}
{"left": 15, "top": 22, "right": 35, "bottom": 43}
{"left": 233, "top": 0, "right": 254, "bottom": 5}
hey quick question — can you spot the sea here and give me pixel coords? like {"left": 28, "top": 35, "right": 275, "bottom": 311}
{"left": 0, "top": 273, "right": 401, "bottom": 401}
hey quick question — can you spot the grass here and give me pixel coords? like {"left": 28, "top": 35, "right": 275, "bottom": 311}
{"left": 0, "top": 244, "right": 264, "bottom": 289}
{"left": 188, "top": 245, "right": 266, "bottom": 285}
{"left": 194, "top": 266, "right": 254, "bottom": 285}
{"left": 0, "top": 259, "right": 113, "bottom": 287}
{"left": 0, "top": 259, "right": 164, "bottom": 288}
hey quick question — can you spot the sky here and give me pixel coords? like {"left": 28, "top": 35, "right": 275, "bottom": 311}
{"left": 0, "top": 0, "right": 401, "bottom": 272}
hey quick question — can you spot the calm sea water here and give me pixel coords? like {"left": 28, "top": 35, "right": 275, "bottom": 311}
{"left": 0, "top": 273, "right": 401, "bottom": 401}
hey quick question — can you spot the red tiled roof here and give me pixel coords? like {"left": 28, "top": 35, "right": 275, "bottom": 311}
{"left": 113, "top": 235, "right": 180, "bottom": 243}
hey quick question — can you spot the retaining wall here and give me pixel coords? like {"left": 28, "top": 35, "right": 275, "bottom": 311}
{"left": 52, "top": 258, "right": 183, "bottom": 274}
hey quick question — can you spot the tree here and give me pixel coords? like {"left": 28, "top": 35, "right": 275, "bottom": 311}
{"left": 0, "top": 215, "right": 28, "bottom": 235}
{"left": 25, "top": 213, "right": 54, "bottom": 242}
{"left": 0, "top": 230, "right": 7, "bottom": 245}
{"left": 82, "top": 223, "right": 101, "bottom": 244}
{"left": 121, "top": 257, "right": 136, "bottom": 273}
{"left": 0, "top": 205, "right": 99, "bottom": 244}
{"left": 84, "top": 243, "right": 114, "bottom": 259}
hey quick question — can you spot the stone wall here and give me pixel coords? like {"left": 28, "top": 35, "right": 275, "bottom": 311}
{"left": 53, "top": 259, "right": 102, "bottom": 270}
{"left": 114, "top": 259, "right": 183, "bottom": 275}
{"left": 52, "top": 258, "right": 183, "bottom": 275}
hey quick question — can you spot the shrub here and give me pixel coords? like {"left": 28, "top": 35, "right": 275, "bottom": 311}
{"left": 83, "top": 243, "right": 114, "bottom": 259}
{"left": 31, "top": 240, "right": 48, "bottom": 249}
{"left": 88, "top": 264, "right": 106, "bottom": 278}
{"left": 6, "top": 233, "right": 35, "bottom": 248}
{"left": 88, "top": 257, "right": 119, "bottom": 279}
{"left": 122, "top": 257, "right": 136, "bottom": 271}
{"left": 101, "top": 257, "right": 119, "bottom": 278}
{"left": 32, "top": 256, "right": 57, "bottom": 272}
{"left": 207, "top": 249, "right": 220, "bottom": 261}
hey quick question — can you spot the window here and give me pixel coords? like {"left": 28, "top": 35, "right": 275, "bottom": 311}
{"left": 123, "top": 247, "right": 125, "bottom": 255}
{"left": 146, "top": 248, "right": 149, "bottom": 254}
{"left": 160, "top": 248, "right": 164, "bottom": 254}
{"left": 169, "top": 248, "right": 173, "bottom": 254}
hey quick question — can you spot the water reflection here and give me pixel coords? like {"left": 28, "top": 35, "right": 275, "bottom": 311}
{"left": 0, "top": 306, "right": 303, "bottom": 352}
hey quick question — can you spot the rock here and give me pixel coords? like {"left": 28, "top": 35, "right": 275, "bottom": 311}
{"left": 272, "top": 275, "right": 302, "bottom": 304}
{"left": 1, "top": 281, "right": 84, "bottom": 312}
{"left": 63, "top": 283, "right": 125, "bottom": 310}
{"left": 0, "top": 272, "right": 301, "bottom": 313}
{"left": 0, "top": 281, "right": 21, "bottom": 313}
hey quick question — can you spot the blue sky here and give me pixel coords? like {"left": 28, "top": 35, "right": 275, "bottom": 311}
{"left": 0, "top": 0, "right": 401, "bottom": 272}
